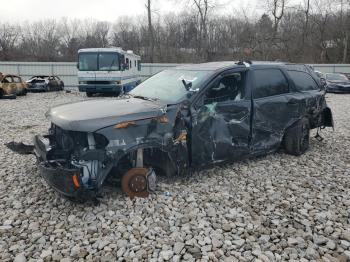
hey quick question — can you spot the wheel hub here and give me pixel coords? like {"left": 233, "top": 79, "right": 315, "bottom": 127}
{"left": 121, "top": 168, "right": 156, "bottom": 198}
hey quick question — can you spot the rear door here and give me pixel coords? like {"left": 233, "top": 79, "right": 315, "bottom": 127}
{"left": 287, "top": 70, "right": 333, "bottom": 128}
{"left": 12, "top": 76, "right": 24, "bottom": 93}
{"left": 191, "top": 69, "right": 252, "bottom": 166}
{"left": 251, "top": 68, "right": 301, "bottom": 153}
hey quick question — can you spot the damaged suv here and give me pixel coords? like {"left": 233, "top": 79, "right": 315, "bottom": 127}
{"left": 31, "top": 62, "right": 333, "bottom": 200}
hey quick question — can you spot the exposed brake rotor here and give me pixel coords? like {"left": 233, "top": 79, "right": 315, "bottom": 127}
{"left": 121, "top": 167, "right": 156, "bottom": 198}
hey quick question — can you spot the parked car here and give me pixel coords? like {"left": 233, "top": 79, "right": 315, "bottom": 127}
{"left": 26, "top": 75, "right": 64, "bottom": 92}
{"left": 324, "top": 73, "right": 350, "bottom": 93}
{"left": 0, "top": 73, "right": 27, "bottom": 99}
{"left": 14, "top": 62, "right": 333, "bottom": 200}
{"left": 339, "top": 72, "right": 350, "bottom": 80}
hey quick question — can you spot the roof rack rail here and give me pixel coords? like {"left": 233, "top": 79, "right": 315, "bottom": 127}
{"left": 235, "top": 60, "right": 252, "bottom": 66}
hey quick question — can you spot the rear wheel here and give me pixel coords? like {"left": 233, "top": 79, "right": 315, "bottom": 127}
{"left": 283, "top": 118, "right": 310, "bottom": 156}
{"left": 0, "top": 89, "right": 3, "bottom": 99}
{"left": 86, "top": 92, "right": 93, "bottom": 97}
{"left": 18, "top": 88, "right": 27, "bottom": 96}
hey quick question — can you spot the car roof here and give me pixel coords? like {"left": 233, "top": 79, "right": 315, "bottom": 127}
{"left": 172, "top": 61, "right": 292, "bottom": 72}
{"left": 31, "top": 75, "right": 50, "bottom": 78}
{"left": 2, "top": 74, "right": 21, "bottom": 77}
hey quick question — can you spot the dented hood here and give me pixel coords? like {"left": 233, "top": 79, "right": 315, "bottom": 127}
{"left": 47, "top": 97, "right": 166, "bottom": 132}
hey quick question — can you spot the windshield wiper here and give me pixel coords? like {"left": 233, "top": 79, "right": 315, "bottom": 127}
{"left": 131, "top": 94, "right": 159, "bottom": 102}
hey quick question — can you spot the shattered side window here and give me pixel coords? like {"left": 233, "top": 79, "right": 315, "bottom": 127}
{"left": 205, "top": 72, "right": 246, "bottom": 103}
{"left": 288, "top": 70, "right": 319, "bottom": 91}
{"left": 3, "top": 76, "right": 13, "bottom": 83}
{"left": 253, "top": 69, "right": 288, "bottom": 99}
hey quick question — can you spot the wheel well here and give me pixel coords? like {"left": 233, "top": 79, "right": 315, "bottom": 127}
{"left": 110, "top": 147, "right": 177, "bottom": 179}
{"left": 282, "top": 117, "right": 310, "bottom": 142}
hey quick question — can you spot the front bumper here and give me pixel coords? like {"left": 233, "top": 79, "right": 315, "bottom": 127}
{"left": 78, "top": 84, "right": 122, "bottom": 93}
{"left": 33, "top": 135, "right": 90, "bottom": 198}
{"left": 326, "top": 85, "right": 350, "bottom": 93}
{"left": 27, "top": 85, "right": 47, "bottom": 92}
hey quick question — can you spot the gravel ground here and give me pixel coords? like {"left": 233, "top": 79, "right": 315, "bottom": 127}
{"left": 0, "top": 91, "right": 349, "bottom": 262}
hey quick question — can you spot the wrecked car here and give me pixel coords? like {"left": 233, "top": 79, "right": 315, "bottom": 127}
{"left": 325, "top": 73, "right": 350, "bottom": 93}
{"left": 0, "top": 73, "right": 28, "bottom": 99}
{"left": 26, "top": 75, "right": 64, "bottom": 92}
{"left": 19, "top": 62, "right": 333, "bottom": 200}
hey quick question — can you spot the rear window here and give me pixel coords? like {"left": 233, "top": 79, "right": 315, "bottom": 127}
{"left": 288, "top": 70, "right": 319, "bottom": 91}
{"left": 253, "top": 69, "right": 289, "bottom": 98}
{"left": 13, "top": 76, "right": 22, "bottom": 83}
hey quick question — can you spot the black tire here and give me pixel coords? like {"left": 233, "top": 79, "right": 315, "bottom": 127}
{"left": 0, "top": 89, "right": 3, "bottom": 99}
{"left": 18, "top": 89, "right": 27, "bottom": 96}
{"left": 86, "top": 92, "right": 93, "bottom": 97}
{"left": 60, "top": 83, "right": 64, "bottom": 91}
{"left": 283, "top": 118, "right": 310, "bottom": 156}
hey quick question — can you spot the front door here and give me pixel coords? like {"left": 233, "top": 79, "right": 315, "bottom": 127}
{"left": 2, "top": 76, "right": 15, "bottom": 95}
{"left": 191, "top": 69, "right": 252, "bottom": 167}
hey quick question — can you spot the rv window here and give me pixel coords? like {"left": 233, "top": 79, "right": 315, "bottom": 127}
{"left": 137, "top": 60, "right": 141, "bottom": 71}
{"left": 79, "top": 53, "right": 98, "bottom": 71}
{"left": 125, "top": 58, "right": 129, "bottom": 70}
{"left": 130, "top": 60, "right": 132, "bottom": 68}
{"left": 98, "top": 53, "right": 120, "bottom": 71}
{"left": 135, "top": 60, "right": 137, "bottom": 67}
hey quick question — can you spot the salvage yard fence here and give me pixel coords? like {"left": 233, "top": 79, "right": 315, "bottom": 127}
{"left": 0, "top": 62, "right": 349, "bottom": 89}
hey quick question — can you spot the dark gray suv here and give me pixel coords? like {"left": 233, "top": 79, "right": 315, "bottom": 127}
{"left": 29, "top": 61, "right": 333, "bottom": 200}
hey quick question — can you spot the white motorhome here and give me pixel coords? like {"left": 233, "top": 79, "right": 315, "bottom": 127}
{"left": 77, "top": 48, "right": 141, "bottom": 96}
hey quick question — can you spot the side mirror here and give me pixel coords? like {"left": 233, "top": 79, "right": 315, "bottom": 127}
{"left": 320, "top": 78, "right": 327, "bottom": 90}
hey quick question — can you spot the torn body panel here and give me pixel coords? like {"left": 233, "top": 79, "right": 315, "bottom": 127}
{"left": 33, "top": 98, "right": 189, "bottom": 198}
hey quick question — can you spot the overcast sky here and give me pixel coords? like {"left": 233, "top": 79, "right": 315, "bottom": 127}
{"left": 0, "top": 0, "right": 266, "bottom": 23}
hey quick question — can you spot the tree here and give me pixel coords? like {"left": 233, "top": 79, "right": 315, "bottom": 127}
{"left": 0, "top": 23, "right": 20, "bottom": 60}
{"left": 146, "top": 0, "right": 155, "bottom": 62}
{"left": 190, "top": 0, "right": 217, "bottom": 60}
{"left": 269, "top": 0, "right": 287, "bottom": 34}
